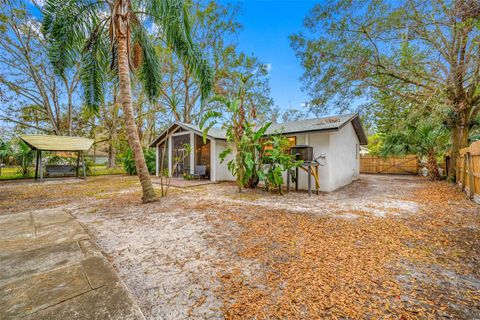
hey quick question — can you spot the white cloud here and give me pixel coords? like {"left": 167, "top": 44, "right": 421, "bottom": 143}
{"left": 265, "top": 63, "right": 273, "bottom": 73}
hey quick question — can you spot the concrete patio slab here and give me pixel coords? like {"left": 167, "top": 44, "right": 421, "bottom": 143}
{"left": 22, "top": 283, "right": 145, "bottom": 320}
{"left": 0, "top": 264, "right": 91, "bottom": 319}
{"left": 0, "top": 212, "right": 34, "bottom": 240}
{"left": 0, "top": 214, "right": 88, "bottom": 257}
{"left": 82, "top": 256, "right": 120, "bottom": 289}
{"left": 0, "top": 209, "right": 145, "bottom": 320}
{"left": 0, "top": 241, "right": 84, "bottom": 286}
{"left": 32, "top": 208, "right": 73, "bottom": 227}
{"left": 36, "top": 219, "right": 89, "bottom": 243}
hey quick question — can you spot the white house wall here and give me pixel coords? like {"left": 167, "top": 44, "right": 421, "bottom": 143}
{"left": 214, "top": 140, "right": 235, "bottom": 181}
{"left": 327, "top": 122, "right": 360, "bottom": 190}
{"left": 284, "top": 132, "right": 332, "bottom": 192}
{"left": 154, "top": 121, "right": 361, "bottom": 191}
{"left": 211, "top": 133, "right": 332, "bottom": 190}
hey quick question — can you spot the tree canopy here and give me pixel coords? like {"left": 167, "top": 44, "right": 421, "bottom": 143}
{"left": 291, "top": 0, "right": 480, "bottom": 177}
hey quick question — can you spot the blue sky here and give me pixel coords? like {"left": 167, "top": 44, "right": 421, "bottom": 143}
{"left": 226, "top": 0, "right": 316, "bottom": 112}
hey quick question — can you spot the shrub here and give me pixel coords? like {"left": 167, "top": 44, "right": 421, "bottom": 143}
{"left": 259, "top": 136, "right": 302, "bottom": 194}
{"left": 122, "top": 148, "right": 156, "bottom": 175}
{"left": 14, "top": 140, "right": 35, "bottom": 177}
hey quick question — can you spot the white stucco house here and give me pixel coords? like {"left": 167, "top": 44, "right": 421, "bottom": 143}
{"left": 149, "top": 113, "right": 368, "bottom": 192}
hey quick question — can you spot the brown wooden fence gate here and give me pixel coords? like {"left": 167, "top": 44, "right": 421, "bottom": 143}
{"left": 456, "top": 141, "right": 480, "bottom": 202}
{"left": 360, "top": 155, "right": 419, "bottom": 175}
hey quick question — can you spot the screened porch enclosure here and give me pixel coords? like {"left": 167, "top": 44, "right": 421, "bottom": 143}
{"left": 172, "top": 134, "right": 190, "bottom": 177}
{"left": 194, "top": 134, "right": 211, "bottom": 178}
{"left": 157, "top": 131, "right": 211, "bottom": 179}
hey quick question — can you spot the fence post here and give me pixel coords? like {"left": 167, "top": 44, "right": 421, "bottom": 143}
{"left": 462, "top": 154, "right": 467, "bottom": 192}
{"left": 468, "top": 152, "right": 475, "bottom": 199}
{"left": 457, "top": 152, "right": 461, "bottom": 184}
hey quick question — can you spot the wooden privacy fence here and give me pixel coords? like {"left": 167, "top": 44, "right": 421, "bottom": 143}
{"left": 456, "top": 141, "right": 480, "bottom": 202}
{"left": 360, "top": 155, "right": 419, "bottom": 175}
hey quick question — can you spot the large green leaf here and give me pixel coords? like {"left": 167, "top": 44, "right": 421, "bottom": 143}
{"left": 253, "top": 122, "right": 271, "bottom": 141}
{"left": 219, "top": 148, "right": 232, "bottom": 163}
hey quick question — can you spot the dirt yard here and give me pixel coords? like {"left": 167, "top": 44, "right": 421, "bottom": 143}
{"left": 1, "top": 174, "right": 479, "bottom": 319}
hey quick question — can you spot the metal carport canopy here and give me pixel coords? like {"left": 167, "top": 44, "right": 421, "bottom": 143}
{"left": 19, "top": 135, "right": 94, "bottom": 151}
{"left": 19, "top": 135, "right": 94, "bottom": 180}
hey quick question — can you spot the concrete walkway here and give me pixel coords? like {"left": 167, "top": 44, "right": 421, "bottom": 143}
{"left": 0, "top": 208, "right": 145, "bottom": 320}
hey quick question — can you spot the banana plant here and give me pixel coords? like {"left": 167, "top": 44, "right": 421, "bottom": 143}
{"left": 259, "top": 135, "right": 302, "bottom": 195}
{"left": 200, "top": 90, "right": 271, "bottom": 191}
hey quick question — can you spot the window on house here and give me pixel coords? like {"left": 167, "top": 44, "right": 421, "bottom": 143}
{"left": 262, "top": 136, "right": 297, "bottom": 154}
{"left": 286, "top": 137, "right": 297, "bottom": 152}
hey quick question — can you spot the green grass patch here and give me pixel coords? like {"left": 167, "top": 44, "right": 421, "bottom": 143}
{"left": 0, "top": 165, "right": 125, "bottom": 180}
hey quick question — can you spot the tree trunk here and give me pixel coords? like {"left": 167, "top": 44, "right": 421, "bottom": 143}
{"left": 107, "top": 133, "right": 117, "bottom": 169}
{"left": 426, "top": 151, "right": 440, "bottom": 181}
{"left": 107, "top": 129, "right": 117, "bottom": 169}
{"left": 235, "top": 151, "right": 243, "bottom": 192}
{"left": 67, "top": 90, "right": 73, "bottom": 136}
{"left": 448, "top": 113, "right": 470, "bottom": 181}
{"left": 116, "top": 33, "right": 156, "bottom": 203}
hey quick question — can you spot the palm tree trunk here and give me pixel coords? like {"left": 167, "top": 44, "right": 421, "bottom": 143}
{"left": 107, "top": 134, "right": 117, "bottom": 168}
{"left": 427, "top": 151, "right": 440, "bottom": 181}
{"left": 117, "top": 34, "right": 156, "bottom": 202}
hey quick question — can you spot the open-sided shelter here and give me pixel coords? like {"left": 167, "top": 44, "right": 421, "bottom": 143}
{"left": 19, "top": 135, "right": 94, "bottom": 180}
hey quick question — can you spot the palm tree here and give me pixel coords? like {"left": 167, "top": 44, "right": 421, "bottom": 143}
{"left": 42, "top": 0, "right": 212, "bottom": 202}
{"left": 381, "top": 123, "right": 449, "bottom": 180}
{"left": 0, "top": 140, "right": 12, "bottom": 177}
{"left": 14, "top": 140, "right": 35, "bottom": 178}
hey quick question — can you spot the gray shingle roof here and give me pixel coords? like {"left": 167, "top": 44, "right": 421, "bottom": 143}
{"left": 265, "top": 113, "right": 357, "bottom": 135}
{"left": 149, "top": 113, "right": 367, "bottom": 147}
{"left": 177, "top": 122, "right": 227, "bottom": 140}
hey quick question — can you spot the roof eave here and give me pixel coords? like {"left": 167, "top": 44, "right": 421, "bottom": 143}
{"left": 350, "top": 115, "right": 368, "bottom": 145}
{"left": 148, "top": 122, "right": 222, "bottom": 148}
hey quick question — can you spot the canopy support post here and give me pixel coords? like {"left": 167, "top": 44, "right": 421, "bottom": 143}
{"left": 76, "top": 151, "right": 80, "bottom": 178}
{"left": 39, "top": 151, "right": 43, "bottom": 181}
{"left": 35, "top": 150, "right": 39, "bottom": 180}
{"left": 82, "top": 152, "right": 86, "bottom": 178}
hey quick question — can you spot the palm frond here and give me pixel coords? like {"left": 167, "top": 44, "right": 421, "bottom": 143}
{"left": 80, "top": 24, "right": 110, "bottom": 113}
{"left": 209, "top": 95, "right": 229, "bottom": 105}
{"left": 144, "top": 0, "right": 213, "bottom": 100}
{"left": 42, "top": 0, "right": 106, "bottom": 75}
{"left": 131, "top": 22, "right": 162, "bottom": 101}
